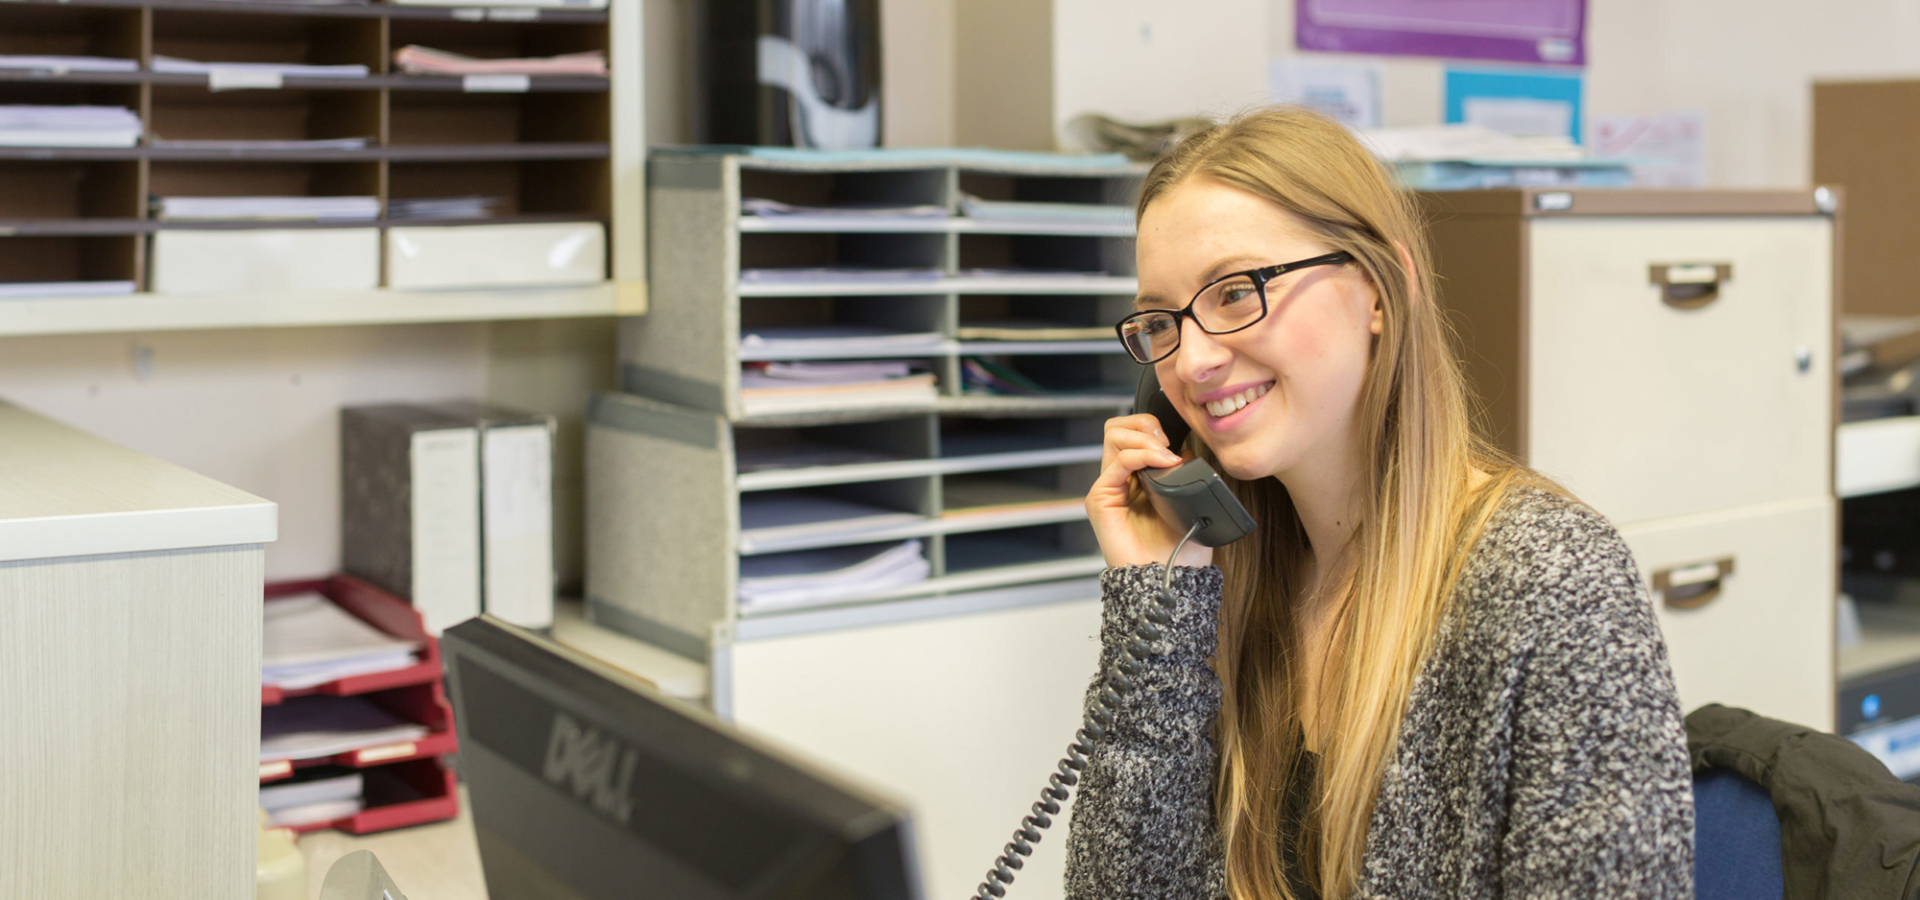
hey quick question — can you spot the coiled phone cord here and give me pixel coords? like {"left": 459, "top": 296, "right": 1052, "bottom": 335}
{"left": 970, "top": 518, "right": 1207, "bottom": 900}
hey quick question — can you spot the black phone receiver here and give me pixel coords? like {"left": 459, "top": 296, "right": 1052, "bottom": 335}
{"left": 1132, "top": 367, "right": 1256, "bottom": 547}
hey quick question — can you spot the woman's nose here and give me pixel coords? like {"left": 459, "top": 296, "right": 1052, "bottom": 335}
{"left": 1173, "top": 317, "right": 1233, "bottom": 383}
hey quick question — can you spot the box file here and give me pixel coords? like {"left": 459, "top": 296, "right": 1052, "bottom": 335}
{"left": 341, "top": 405, "right": 483, "bottom": 635}
{"left": 386, "top": 222, "right": 605, "bottom": 290}
{"left": 150, "top": 228, "right": 380, "bottom": 294}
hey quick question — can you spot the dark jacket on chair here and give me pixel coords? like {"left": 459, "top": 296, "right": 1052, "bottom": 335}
{"left": 1686, "top": 703, "right": 1920, "bottom": 899}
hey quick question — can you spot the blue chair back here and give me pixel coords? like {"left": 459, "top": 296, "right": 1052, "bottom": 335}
{"left": 1692, "top": 767, "right": 1784, "bottom": 900}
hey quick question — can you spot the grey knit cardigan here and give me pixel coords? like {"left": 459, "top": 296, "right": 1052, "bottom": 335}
{"left": 1063, "top": 486, "right": 1695, "bottom": 900}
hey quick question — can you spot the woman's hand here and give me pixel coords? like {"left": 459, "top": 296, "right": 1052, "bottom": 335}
{"left": 1086, "top": 413, "right": 1215, "bottom": 569}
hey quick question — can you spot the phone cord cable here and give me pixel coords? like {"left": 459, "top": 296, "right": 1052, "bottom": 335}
{"left": 970, "top": 518, "right": 1207, "bottom": 900}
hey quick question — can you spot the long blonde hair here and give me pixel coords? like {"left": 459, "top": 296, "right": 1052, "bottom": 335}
{"left": 1137, "top": 106, "right": 1545, "bottom": 899}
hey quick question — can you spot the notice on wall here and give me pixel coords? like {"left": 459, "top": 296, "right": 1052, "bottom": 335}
{"left": 1296, "top": 0, "right": 1587, "bottom": 66}
{"left": 1590, "top": 111, "right": 1707, "bottom": 187}
{"left": 1444, "top": 67, "right": 1584, "bottom": 144}
{"left": 1269, "top": 57, "right": 1382, "bottom": 128}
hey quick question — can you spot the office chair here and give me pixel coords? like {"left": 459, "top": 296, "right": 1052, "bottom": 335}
{"left": 1692, "top": 767, "right": 1784, "bottom": 900}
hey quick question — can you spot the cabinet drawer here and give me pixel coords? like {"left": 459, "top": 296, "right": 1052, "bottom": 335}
{"left": 386, "top": 222, "right": 605, "bottom": 290}
{"left": 1618, "top": 497, "right": 1834, "bottom": 729}
{"left": 1527, "top": 217, "right": 1832, "bottom": 523}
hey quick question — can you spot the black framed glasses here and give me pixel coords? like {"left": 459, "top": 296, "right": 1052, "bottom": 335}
{"left": 1114, "top": 251, "right": 1354, "bottom": 364}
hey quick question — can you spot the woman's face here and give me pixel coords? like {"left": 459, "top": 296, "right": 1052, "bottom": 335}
{"left": 1134, "top": 177, "right": 1383, "bottom": 482}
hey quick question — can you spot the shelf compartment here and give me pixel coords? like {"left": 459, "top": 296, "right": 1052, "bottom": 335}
{"left": 960, "top": 350, "right": 1139, "bottom": 401}
{"left": 2, "top": 0, "right": 606, "bottom": 23}
{"left": 738, "top": 165, "right": 947, "bottom": 213}
{"left": 149, "top": 84, "right": 381, "bottom": 145}
{"left": 735, "top": 416, "right": 933, "bottom": 489}
{"left": 278, "top": 756, "right": 460, "bottom": 835}
{"left": 740, "top": 231, "right": 945, "bottom": 276}
{"left": 0, "top": 4, "right": 142, "bottom": 64}
{"left": 149, "top": 158, "right": 380, "bottom": 202}
{"left": 0, "top": 234, "right": 138, "bottom": 291}
{"left": 152, "top": 7, "right": 383, "bottom": 72}
{"left": 388, "top": 157, "right": 608, "bottom": 222}
{"left": 944, "top": 520, "right": 1099, "bottom": 574}
{"left": 959, "top": 231, "right": 1132, "bottom": 279}
{"left": 261, "top": 574, "right": 443, "bottom": 706}
{"left": 0, "top": 159, "right": 139, "bottom": 220}
{"left": 259, "top": 683, "right": 457, "bottom": 781}
{"left": 389, "top": 88, "right": 607, "bottom": 144}
{"left": 737, "top": 477, "right": 936, "bottom": 556}
{"left": 388, "top": 15, "right": 608, "bottom": 63}
{"left": 739, "top": 293, "right": 948, "bottom": 360}
{"left": 941, "top": 463, "right": 1093, "bottom": 520}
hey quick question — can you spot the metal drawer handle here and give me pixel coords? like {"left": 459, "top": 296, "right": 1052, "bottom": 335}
{"left": 1652, "top": 556, "right": 1736, "bottom": 610}
{"left": 1650, "top": 262, "right": 1732, "bottom": 309}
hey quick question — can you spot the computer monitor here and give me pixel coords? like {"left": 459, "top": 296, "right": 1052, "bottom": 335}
{"left": 441, "top": 616, "right": 924, "bottom": 900}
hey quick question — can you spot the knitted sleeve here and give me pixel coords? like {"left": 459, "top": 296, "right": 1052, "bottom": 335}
{"left": 1063, "top": 564, "right": 1229, "bottom": 900}
{"left": 1497, "top": 511, "right": 1696, "bottom": 900}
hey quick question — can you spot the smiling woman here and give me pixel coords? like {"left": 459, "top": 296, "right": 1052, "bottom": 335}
{"left": 1068, "top": 106, "right": 1694, "bottom": 900}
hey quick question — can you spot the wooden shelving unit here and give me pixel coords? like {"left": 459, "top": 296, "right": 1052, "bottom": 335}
{"left": 0, "top": 0, "right": 644, "bottom": 335}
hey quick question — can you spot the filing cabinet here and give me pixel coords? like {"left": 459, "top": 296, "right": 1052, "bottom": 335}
{"left": 1422, "top": 189, "right": 1838, "bottom": 729}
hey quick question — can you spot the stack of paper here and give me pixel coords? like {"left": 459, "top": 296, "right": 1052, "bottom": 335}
{"left": 0, "top": 55, "right": 138, "bottom": 74}
{"left": 740, "top": 267, "right": 944, "bottom": 286}
{"left": 956, "top": 320, "right": 1113, "bottom": 341}
{"left": 960, "top": 357, "right": 1048, "bottom": 396}
{"left": 738, "top": 540, "right": 930, "bottom": 612}
{"left": 738, "top": 492, "right": 925, "bottom": 554}
{"left": 742, "top": 197, "right": 948, "bottom": 220}
{"left": 261, "top": 770, "right": 364, "bottom": 828}
{"left": 151, "top": 55, "right": 371, "bottom": 79}
{"left": 261, "top": 695, "right": 429, "bottom": 762}
{"left": 740, "top": 360, "right": 938, "bottom": 416}
{"left": 392, "top": 45, "right": 607, "bottom": 77}
{"left": 0, "top": 281, "right": 136, "bottom": 300}
{"left": 387, "top": 195, "right": 502, "bottom": 220}
{"left": 263, "top": 592, "right": 422, "bottom": 689}
{"left": 0, "top": 105, "right": 142, "bottom": 148}
{"left": 154, "top": 195, "right": 381, "bottom": 221}
{"left": 740, "top": 325, "right": 946, "bottom": 359}
{"left": 149, "top": 136, "right": 369, "bottom": 151}
{"left": 960, "top": 194, "right": 1132, "bottom": 229}
{"left": 941, "top": 473, "right": 1084, "bottom": 519}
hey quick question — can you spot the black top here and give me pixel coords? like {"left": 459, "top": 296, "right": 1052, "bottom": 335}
{"left": 1280, "top": 748, "right": 1320, "bottom": 900}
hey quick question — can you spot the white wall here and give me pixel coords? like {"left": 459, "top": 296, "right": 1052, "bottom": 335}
{"left": 1269, "top": 0, "right": 1920, "bottom": 187}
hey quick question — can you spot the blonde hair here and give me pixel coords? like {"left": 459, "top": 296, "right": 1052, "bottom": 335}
{"left": 1136, "top": 106, "right": 1548, "bottom": 899}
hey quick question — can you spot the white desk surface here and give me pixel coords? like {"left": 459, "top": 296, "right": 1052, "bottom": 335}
{"left": 0, "top": 401, "right": 276, "bottom": 562}
{"left": 300, "top": 787, "right": 488, "bottom": 900}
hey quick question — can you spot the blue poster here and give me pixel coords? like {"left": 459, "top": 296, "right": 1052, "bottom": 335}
{"left": 1444, "top": 67, "right": 1585, "bottom": 144}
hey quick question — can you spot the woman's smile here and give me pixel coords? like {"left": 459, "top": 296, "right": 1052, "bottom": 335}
{"left": 1197, "top": 380, "right": 1273, "bottom": 430}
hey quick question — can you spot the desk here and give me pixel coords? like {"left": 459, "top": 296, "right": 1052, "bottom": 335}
{"left": 301, "top": 787, "right": 489, "bottom": 900}
{"left": 0, "top": 400, "right": 276, "bottom": 900}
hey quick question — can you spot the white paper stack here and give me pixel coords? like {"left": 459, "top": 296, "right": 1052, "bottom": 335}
{"left": 260, "top": 771, "right": 364, "bottom": 827}
{"left": 738, "top": 540, "right": 930, "bottom": 612}
{"left": 0, "top": 55, "right": 139, "bottom": 74}
{"left": 742, "top": 197, "right": 948, "bottom": 220}
{"left": 260, "top": 695, "right": 429, "bottom": 762}
{"left": 150, "top": 55, "right": 371, "bottom": 79}
{"left": 740, "top": 267, "right": 943, "bottom": 285}
{"left": 959, "top": 194, "right": 1132, "bottom": 229}
{"left": 154, "top": 195, "right": 381, "bottom": 221}
{"left": 740, "top": 325, "right": 946, "bottom": 360}
{"left": 150, "top": 136, "right": 369, "bottom": 151}
{"left": 263, "top": 593, "right": 422, "bottom": 689}
{"left": 737, "top": 492, "right": 925, "bottom": 554}
{"left": 387, "top": 195, "right": 502, "bottom": 220}
{"left": 0, "top": 105, "right": 142, "bottom": 148}
{"left": 0, "top": 281, "right": 136, "bottom": 300}
{"left": 740, "top": 360, "right": 938, "bottom": 416}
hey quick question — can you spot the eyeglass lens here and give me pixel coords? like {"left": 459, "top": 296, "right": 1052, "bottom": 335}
{"left": 1119, "top": 273, "right": 1265, "bottom": 363}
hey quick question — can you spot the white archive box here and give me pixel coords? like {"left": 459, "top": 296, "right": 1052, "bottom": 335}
{"left": 150, "top": 228, "right": 380, "bottom": 294}
{"left": 385, "top": 222, "right": 606, "bottom": 290}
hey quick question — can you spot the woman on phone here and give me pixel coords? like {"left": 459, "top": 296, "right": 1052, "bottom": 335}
{"left": 1067, "top": 106, "right": 1692, "bottom": 900}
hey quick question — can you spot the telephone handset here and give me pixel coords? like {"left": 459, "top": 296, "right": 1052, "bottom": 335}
{"left": 1132, "top": 368, "right": 1257, "bottom": 548}
{"left": 969, "top": 369, "right": 1257, "bottom": 900}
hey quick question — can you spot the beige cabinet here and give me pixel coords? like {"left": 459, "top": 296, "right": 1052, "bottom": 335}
{"left": 721, "top": 590, "right": 1101, "bottom": 900}
{"left": 1424, "top": 189, "right": 1837, "bottom": 729}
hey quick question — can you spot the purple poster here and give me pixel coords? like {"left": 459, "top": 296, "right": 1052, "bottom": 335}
{"left": 1297, "top": 0, "right": 1587, "bottom": 67}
